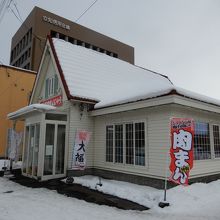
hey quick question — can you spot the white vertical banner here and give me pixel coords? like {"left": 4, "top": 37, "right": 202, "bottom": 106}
{"left": 72, "top": 130, "right": 91, "bottom": 170}
{"left": 8, "top": 129, "right": 23, "bottom": 161}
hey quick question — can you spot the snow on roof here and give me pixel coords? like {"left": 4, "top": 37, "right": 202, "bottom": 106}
{"left": 174, "top": 87, "right": 220, "bottom": 107}
{"left": 53, "top": 38, "right": 220, "bottom": 109}
{"left": 53, "top": 39, "right": 174, "bottom": 108}
{"left": 0, "top": 63, "right": 36, "bottom": 74}
{"left": 8, "top": 104, "right": 56, "bottom": 120}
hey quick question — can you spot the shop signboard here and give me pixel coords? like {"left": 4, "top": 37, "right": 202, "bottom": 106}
{"left": 40, "top": 94, "right": 62, "bottom": 107}
{"left": 72, "top": 130, "right": 91, "bottom": 170}
{"left": 169, "top": 118, "right": 194, "bottom": 185}
{"left": 42, "top": 15, "right": 70, "bottom": 30}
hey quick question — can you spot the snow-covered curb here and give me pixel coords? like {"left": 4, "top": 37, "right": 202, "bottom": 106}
{"left": 63, "top": 175, "right": 160, "bottom": 208}
{"left": 63, "top": 175, "right": 220, "bottom": 218}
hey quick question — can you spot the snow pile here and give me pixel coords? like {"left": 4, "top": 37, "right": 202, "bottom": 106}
{"left": 0, "top": 160, "right": 10, "bottom": 170}
{"left": 157, "top": 180, "right": 220, "bottom": 218}
{"left": 0, "top": 159, "right": 22, "bottom": 170}
{"left": 66, "top": 175, "right": 220, "bottom": 219}
{"left": 66, "top": 175, "right": 160, "bottom": 208}
{"left": 1, "top": 175, "right": 220, "bottom": 220}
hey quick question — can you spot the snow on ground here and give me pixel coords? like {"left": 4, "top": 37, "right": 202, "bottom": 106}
{"left": 69, "top": 175, "right": 160, "bottom": 208}
{"left": 0, "top": 159, "right": 22, "bottom": 170}
{"left": 0, "top": 159, "right": 9, "bottom": 170}
{"left": 0, "top": 175, "right": 220, "bottom": 220}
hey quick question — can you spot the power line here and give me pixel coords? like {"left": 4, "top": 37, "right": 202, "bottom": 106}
{"left": 0, "top": 0, "right": 11, "bottom": 24}
{"left": 12, "top": 1, "right": 22, "bottom": 21}
{"left": 75, "top": 0, "right": 98, "bottom": 22}
{"left": 8, "top": 0, "right": 44, "bottom": 54}
{"left": 9, "top": 5, "right": 22, "bottom": 23}
{"left": 9, "top": 1, "right": 42, "bottom": 42}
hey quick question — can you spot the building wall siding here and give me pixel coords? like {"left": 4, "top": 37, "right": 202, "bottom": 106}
{"left": 93, "top": 105, "right": 172, "bottom": 179}
{"left": 91, "top": 103, "right": 220, "bottom": 180}
{"left": 171, "top": 104, "right": 220, "bottom": 178}
{"left": 67, "top": 102, "right": 94, "bottom": 169}
{"left": 66, "top": 102, "right": 220, "bottom": 181}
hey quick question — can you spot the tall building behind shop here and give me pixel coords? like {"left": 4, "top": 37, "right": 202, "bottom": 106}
{"left": 10, "top": 6, "right": 134, "bottom": 71}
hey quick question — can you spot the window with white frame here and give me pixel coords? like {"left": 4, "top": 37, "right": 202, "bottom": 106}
{"left": 106, "top": 122, "right": 145, "bottom": 166}
{"left": 126, "top": 123, "right": 134, "bottom": 164}
{"left": 106, "top": 125, "right": 113, "bottom": 162}
{"left": 135, "top": 122, "right": 145, "bottom": 166}
{"left": 213, "top": 125, "right": 220, "bottom": 158}
{"left": 45, "top": 74, "right": 59, "bottom": 99}
{"left": 115, "top": 124, "right": 123, "bottom": 163}
{"left": 194, "top": 122, "right": 211, "bottom": 160}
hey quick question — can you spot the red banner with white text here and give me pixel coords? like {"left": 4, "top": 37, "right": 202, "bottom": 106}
{"left": 169, "top": 118, "right": 194, "bottom": 185}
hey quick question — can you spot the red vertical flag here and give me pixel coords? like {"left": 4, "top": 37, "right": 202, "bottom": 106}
{"left": 169, "top": 118, "right": 194, "bottom": 185}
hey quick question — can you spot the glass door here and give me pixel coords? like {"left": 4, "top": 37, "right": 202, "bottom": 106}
{"left": 44, "top": 124, "right": 55, "bottom": 175}
{"left": 33, "top": 124, "right": 40, "bottom": 177}
{"left": 43, "top": 122, "right": 66, "bottom": 179}
{"left": 22, "top": 123, "right": 40, "bottom": 178}
{"left": 55, "top": 124, "right": 65, "bottom": 174}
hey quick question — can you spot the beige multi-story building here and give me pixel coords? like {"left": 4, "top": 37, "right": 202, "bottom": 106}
{"left": 0, "top": 64, "right": 35, "bottom": 158}
{"left": 10, "top": 6, "right": 134, "bottom": 71}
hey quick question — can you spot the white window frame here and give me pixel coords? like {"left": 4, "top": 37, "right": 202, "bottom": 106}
{"left": 45, "top": 74, "right": 59, "bottom": 99}
{"left": 105, "top": 120, "right": 146, "bottom": 167}
{"left": 212, "top": 124, "right": 220, "bottom": 159}
{"left": 193, "top": 121, "right": 211, "bottom": 160}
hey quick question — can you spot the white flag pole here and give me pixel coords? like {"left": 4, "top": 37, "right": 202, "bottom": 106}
{"left": 159, "top": 118, "right": 172, "bottom": 208}
{"left": 164, "top": 151, "right": 169, "bottom": 202}
{"left": 159, "top": 151, "right": 170, "bottom": 208}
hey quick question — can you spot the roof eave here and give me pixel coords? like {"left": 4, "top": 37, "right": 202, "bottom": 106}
{"left": 70, "top": 95, "right": 99, "bottom": 105}
{"left": 47, "top": 35, "right": 72, "bottom": 100}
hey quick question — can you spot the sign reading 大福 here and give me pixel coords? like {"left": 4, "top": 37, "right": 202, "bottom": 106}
{"left": 72, "top": 130, "right": 91, "bottom": 170}
{"left": 42, "top": 16, "right": 70, "bottom": 30}
{"left": 169, "top": 118, "right": 194, "bottom": 185}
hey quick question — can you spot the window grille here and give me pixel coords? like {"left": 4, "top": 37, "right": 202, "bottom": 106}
{"left": 106, "top": 122, "right": 145, "bottom": 166}
{"left": 213, "top": 125, "right": 220, "bottom": 158}
{"left": 126, "top": 123, "right": 134, "bottom": 164}
{"left": 194, "top": 122, "right": 211, "bottom": 160}
{"left": 135, "top": 122, "right": 145, "bottom": 166}
{"left": 115, "top": 124, "right": 123, "bottom": 163}
{"left": 106, "top": 125, "right": 113, "bottom": 162}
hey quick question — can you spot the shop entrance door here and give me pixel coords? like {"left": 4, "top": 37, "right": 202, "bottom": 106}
{"left": 42, "top": 122, "right": 66, "bottom": 180}
{"left": 22, "top": 123, "right": 40, "bottom": 178}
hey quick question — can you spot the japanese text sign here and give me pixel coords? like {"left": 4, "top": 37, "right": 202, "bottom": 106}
{"left": 169, "top": 118, "right": 194, "bottom": 185}
{"left": 40, "top": 95, "right": 63, "bottom": 107}
{"left": 72, "top": 130, "right": 91, "bottom": 170}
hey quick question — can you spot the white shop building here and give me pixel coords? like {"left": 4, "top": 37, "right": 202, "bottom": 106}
{"left": 8, "top": 37, "right": 220, "bottom": 185}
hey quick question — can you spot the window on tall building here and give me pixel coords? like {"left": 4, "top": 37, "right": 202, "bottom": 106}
{"left": 59, "top": 33, "right": 65, "bottom": 40}
{"left": 29, "top": 28, "right": 32, "bottom": 42}
{"left": 27, "top": 48, "right": 31, "bottom": 58}
{"left": 10, "top": 51, "right": 14, "bottom": 63}
{"left": 68, "top": 37, "right": 73, "bottom": 43}
{"left": 77, "top": 40, "right": 82, "bottom": 46}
